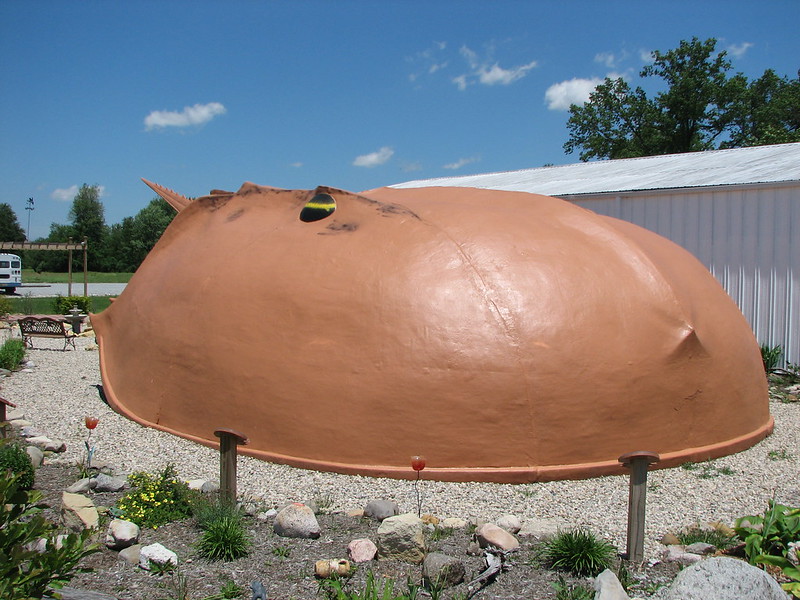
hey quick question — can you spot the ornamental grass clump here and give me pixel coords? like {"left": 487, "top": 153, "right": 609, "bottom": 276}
{"left": 538, "top": 528, "right": 617, "bottom": 577}
{"left": 114, "top": 464, "right": 194, "bottom": 529}
{"left": 193, "top": 495, "right": 251, "bottom": 561}
{"left": 0, "top": 338, "right": 25, "bottom": 371}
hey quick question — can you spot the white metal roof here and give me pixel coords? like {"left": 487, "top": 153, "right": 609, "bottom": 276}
{"left": 391, "top": 142, "right": 800, "bottom": 196}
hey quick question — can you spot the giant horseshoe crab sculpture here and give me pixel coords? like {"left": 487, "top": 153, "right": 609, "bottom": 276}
{"left": 91, "top": 180, "right": 772, "bottom": 482}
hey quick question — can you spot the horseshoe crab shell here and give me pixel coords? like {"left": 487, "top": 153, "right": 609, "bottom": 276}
{"left": 91, "top": 182, "right": 771, "bottom": 482}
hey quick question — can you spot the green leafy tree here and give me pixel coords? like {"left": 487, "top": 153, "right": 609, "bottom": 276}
{"left": 564, "top": 37, "right": 799, "bottom": 160}
{"left": 0, "top": 203, "right": 26, "bottom": 242}
{"left": 68, "top": 184, "right": 106, "bottom": 270}
{"left": 103, "top": 198, "right": 174, "bottom": 271}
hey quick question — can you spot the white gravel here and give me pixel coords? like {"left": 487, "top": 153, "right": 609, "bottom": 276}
{"left": 2, "top": 333, "right": 798, "bottom": 561}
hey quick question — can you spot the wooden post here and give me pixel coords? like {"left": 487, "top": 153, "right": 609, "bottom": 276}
{"left": 214, "top": 428, "right": 248, "bottom": 503}
{"left": 0, "top": 396, "right": 17, "bottom": 438}
{"left": 618, "top": 450, "right": 660, "bottom": 563}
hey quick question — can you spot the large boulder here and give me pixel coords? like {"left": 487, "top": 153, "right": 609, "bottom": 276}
{"left": 61, "top": 492, "right": 98, "bottom": 532}
{"left": 376, "top": 513, "right": 426, "bottom": 563}
{"left": 273, "top": 502, "right": 321, "bottom": 539}
{"left": 653, "top": 557, "right": 787, "bottom": 600}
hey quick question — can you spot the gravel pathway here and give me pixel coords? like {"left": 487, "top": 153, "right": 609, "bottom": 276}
{"left": 2, "top": 332, "right": 798, "bottom": 561}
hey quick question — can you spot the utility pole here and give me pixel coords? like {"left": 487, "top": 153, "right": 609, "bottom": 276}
{"left": 25, "top": 197, "right": 34, "bottom": 241}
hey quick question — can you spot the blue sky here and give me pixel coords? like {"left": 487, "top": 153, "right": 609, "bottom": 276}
{"left": 1, "top": 1, "right": 798, "bottom": 240}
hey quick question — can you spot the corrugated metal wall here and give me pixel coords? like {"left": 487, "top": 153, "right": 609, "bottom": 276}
{"left": 566, "top": 183, "right": 800, "bottom": 367}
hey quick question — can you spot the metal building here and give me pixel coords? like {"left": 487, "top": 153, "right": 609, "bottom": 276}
{"left": 393, "top": 142, "right": 800, "bottom": 366}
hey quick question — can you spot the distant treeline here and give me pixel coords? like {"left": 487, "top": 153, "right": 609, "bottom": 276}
{"left": 0, "top": 184, "right": 174, "bottom": 273}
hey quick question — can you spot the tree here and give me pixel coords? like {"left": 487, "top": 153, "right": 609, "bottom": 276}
{"left": 102, "top": 198, "right": 174, "bottom": 271}
{"left": 0, "top": 203, "right": 26, "bottom": 242}
{"left": 564, "top": 37, "right": 799, "bottom": 160}
{"left": 69, "top": 184, "right": 106, "bottom": 270}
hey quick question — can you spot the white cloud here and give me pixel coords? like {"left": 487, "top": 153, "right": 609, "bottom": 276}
{"left": 290, "top": 162, "right": 303, "bottom": 168}
{"left": 639, "top": 49, "right": 655, "bottom": 63}
{"left": 727, "top": 42, "right": 754, "bottom": 58}
{"left": 51, "top": 185, "right": 78, "bottom": 201}
{"left": 353, "top": 146, "right": 394, "bottom": 168}
{"left": 51, "top": 184, "right": 105, "bottom": 201}
{"left": 144, "top": 102, "right": 226, "bottom": 131}
{"left": 453, "top": 45, "right": 537, "bottom": 90}
{"left": 544, "top": 77, "right": 603, "bottom": 111}
{"left": 401, "top": 160, "right": 422, "bottom": 172}
{"left": 595, "top": 49, "right": 632, "bottom": 69}
{"left": 443, "top": 156, "right": 479, "bottom": 170}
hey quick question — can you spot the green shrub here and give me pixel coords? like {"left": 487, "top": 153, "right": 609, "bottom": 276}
{"left": 0, "top": 296, "right": 12, "bottom": 317}
{"left": 538, "top": 528, "right": 617, "bottom": 577}
{"left": 735, "top": 500, "right": 800, "bottom": 597}
{"left": 53, "top": 295, "right": 92, "bottom": 315}
{"left": 0, "top": 472, "right": 99, "bottom": 599}
{"left": 196, "top": 515, "right": 251, "bottom": 561}
{"left": 761, "top": 344, "right": 783, "bottom": 373}
{"left": 0, "top": 338, "right": 25, "bottom": 371}
{"left": 114, "top": 464, "right": 194, "bottom": 528}
{"left": 0, "top": 440, "right": 35, "bottom": 490}
{"left": 551, "top": 575, "right": 594, "bottom": 600}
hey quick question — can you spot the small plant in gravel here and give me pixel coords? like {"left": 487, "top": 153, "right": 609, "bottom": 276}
{"left": 537, "top": 528, "right": 617, "bottom": 577}
{"left": 195, "top": 501, "right": 251, "bottom": 561}
{"left": 761, "top": 343, "right": 783, "bottom": 373}
{"left": 0, "top": 439, "right": 35, "bottom": 490}
{"left": 676, "top": 525, "right": 736, "bottom": 549}
{"left": 0, "top": 338, "right": 25, "bottom": 371}
{"left": 0, "top": 472, "right": 99, "bottom": 599}
{"left": 318, "top": 570, "right": 421, "bottom": 600}
{"left": 768, "top": 448, "right": 792, "bottom": 460}
{"left": 550, "top": 574, "right": 594, "bottom": 600}
{"left": 115, "top": 464, "right": 194, "bottom": 528}
{"left": 272, "top": 545, "right": 291, "bottom": 558}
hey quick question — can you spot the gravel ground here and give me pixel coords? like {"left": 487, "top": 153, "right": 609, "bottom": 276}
{"left": 2, "top": 330, "right": 798, "bottom": 564}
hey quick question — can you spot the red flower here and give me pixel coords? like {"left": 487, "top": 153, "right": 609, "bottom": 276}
{"left": 84, "top": 416, "right": 99, "bottom": 430}
{"left": 411, "top": 456, "right": 426, "bottom": 471}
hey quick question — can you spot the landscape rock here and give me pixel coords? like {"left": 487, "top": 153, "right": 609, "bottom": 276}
{"left": 118, "top": 544, "right": 142, "bottom": 565}
{"left": 685, "top": 541, "right": 716, "bottom": 555}
{"left": 25, "top": 445, "right": 44, "bottom": 468}
{"left": 29, "top": 534, "right": 69, "bottom": 553}
{"left": 20, "top": 426, "right": 45, "bottom": 438}
{"left": 273, "top": 502, "right": 321, "bottom": 539}
{"left": 61, "top": 492, "right": 99, "bottom": 531}
{"left": 52, "top": 587, "right": 119, "bottom": 600}
{"left": 26, "top": 435, "right": 66, "bottom": 452}
{"left": 364, "top": 499, "right": 400, "bottom": 521}
{"left": 66, "top": 478, "right": 95, "bottom": 494}
{"left": 661, "top": 544, "right": 702, "bottom": 565}
{"left": 347, "top": 508, "right": 365, "bottom": 518}
{"left": 652, "top": 556, "right": 787, "bottom": 600}
{"left": 105, "top": 518, "right": 140, "bottom": 550}
{"left": 660, "top": 532, "right": 681, "bottom": 545}
{"left": 139, "top": 542, "right": 178, "bottom": 571}
{"left": 594, "top": 569, "right": 631, "bottom": 600}
{"left": 92, "top": 473, "right": 128, "bottom": 492}
{"left": 475, "top": 523, "right": 520, "bottom": 551}
{"left": 376, "top": 513, "right": 426, "bottom": 563}
{"left": 347, "top": 538, "right": 378, "bottom": 563}
{"left": 201, "top": 480, "right": 220, "bottom": 493}
{"left": 422, "top": 552, "right": 466, "bottom": 589}
{"left": 421, "top": 514, "right": 440, "bottom": 526}
{"left": 496, "top": 514, "right": 522, "bottom": 534}
{"left": 518, "top": 518, "right": 560, "bottom": 538}
{"left": 440, "top": 517, "right": 468, "bottom": 529}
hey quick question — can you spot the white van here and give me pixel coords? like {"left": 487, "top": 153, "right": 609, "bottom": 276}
{"left": 0, "top": 253, "right": 22, "bottom": 294}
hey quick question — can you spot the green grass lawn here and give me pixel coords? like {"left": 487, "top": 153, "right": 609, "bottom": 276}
{"left": 6, "top": 295, "right": 115, "bottom": 315}
{"left": 21, "top": 270, "right": 133, "bottom": 284}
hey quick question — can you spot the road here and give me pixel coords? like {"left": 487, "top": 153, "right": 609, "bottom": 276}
{"left": 12, "top": 283, "right": 127, "bottom": 297}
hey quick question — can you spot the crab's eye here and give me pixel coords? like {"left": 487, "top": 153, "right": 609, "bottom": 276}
{"left": 300, "top": 193, "right": 336, "bottom": 222}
